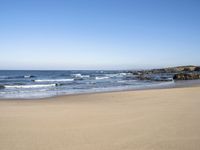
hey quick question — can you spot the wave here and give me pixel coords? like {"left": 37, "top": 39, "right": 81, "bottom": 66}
{"left": 24, "top": 75, "right": 35, "bottom": 78}
{"left": 95, "top": 73, "right": 134, "bottom": 80}
{"left": 4, "top": 84, "right": 57, "bottom": 89}
{"left": 105, "top": 74, "right": 118, "bottom": 78}
{"left": 95, "top": 76, "right": 109, "bottom": 80}
{"left": 72, "top": 73, "right": 82, "bottom": 77}
{"left": 104, "top": 73, "right": 134, "bottom": 78}
{"left": 0, "top": 76, "right": 7, "bottom": 79}
{"left": 34, "top": 79, "right": 74, "bottom": 82}
{"left": 0, "top": 75, "right": 36, "bottom": 79}
{"left": 5, "top": 76, "right": 24, "bottom": 79}
{"left": 71, "top": 74, "right": 90, "bottom": 80}
{"left": 117, "top": 80, "right": 126, "bottom": 83}
{"left": 72, "top": 74, "right": 90, "bottom": 78}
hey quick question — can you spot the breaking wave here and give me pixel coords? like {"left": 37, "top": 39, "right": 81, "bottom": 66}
{"left": 34, "top": 79, "right": 74, "bottom": 82}
{"left": 4, "top": 84, "right": 57, "bottom": 89}
{"left": 95, "top": 77, "right": 110, "bottom": 80}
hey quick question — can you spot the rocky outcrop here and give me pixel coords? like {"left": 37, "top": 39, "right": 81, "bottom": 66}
{"left": 132, "top": 65, "right": 200, "bottom": 81}
{"left": 173, "top": 73, "right": 200, "bottom": 80}
{"left": 136, "top": 66, "right": 200, "bottom": 75}
{"left": 194, "top": 67, "right": 200, "bottom": 71}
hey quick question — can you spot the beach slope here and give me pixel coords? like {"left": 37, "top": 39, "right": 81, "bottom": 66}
{"left": 1, "top": 87, "right": 200, "bottom": 150}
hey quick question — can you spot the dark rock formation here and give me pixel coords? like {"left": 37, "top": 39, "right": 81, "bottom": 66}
{"left": 183, "top": 68, "right": 192, "bottom": 72}
{"left": 138, "top": 66, "right": 199, "bottom": 74}
{"left": 137, "top": 74, "right": 151, "bottom": 80}
{"left": 0, "top": 85, "right": 5, "bottom": 89}
{"left": 194, "top": 67, "right": 200, "bottom": 72}
{"left": 132, "top": 65, "right": 200, "bottom": 81}
{"left": 153, "top": 76, "right": 173, "bottom": 81}
{"left": 173, "top": 73, "right": 200, "bottom": 80}
{"left": 136, "top": 73, "right": 174, "bottom": 81}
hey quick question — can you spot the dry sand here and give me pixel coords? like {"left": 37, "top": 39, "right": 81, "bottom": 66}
{"left": 0, "top": 87, "right": 200, "bottom": 150}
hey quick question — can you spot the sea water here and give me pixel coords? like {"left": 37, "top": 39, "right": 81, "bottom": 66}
{"left": 0, "top": 70, "right": 175, "bottom": 99}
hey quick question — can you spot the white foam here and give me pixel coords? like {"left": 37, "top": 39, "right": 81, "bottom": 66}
{"left": 72, "top": 74, "right": 90, "bottom": 78}
{"left": 95, "top": 77, "right": 109, "bottom": 80}
{"left": 5, "top": 84, "right": 56, "bottom": 89}
{"left": 82, "top": 75, "right": 90, "bottom": 78}
{"left": 34, "top": 79, "right": 74, "bottom": 82}
{"left": 24, "top": 75, "right": 31, "bottom": 78}
{"left": 118, "top": 73, "right": 127, "bottom": 76}
{"left": 105, "top": 74, "right": 118, "bottom": 77}
{"left": 105, "top": 73, "right": 133, "bottom": 78}
{"left": 117, "top": 80, "right": 126, "bottom": 83}
{"left": 72, "top": 74, "right": 82, "bottom": 77}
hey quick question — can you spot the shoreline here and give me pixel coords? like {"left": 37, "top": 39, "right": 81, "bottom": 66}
{"left": 1, "top": 79, "right": 200, "bottom": 100}
{"left": 0, "top": 83, "right": 200, "bottom": 102}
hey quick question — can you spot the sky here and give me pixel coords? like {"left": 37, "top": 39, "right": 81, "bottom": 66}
{"left": 0, "top": 0, "right": 200, "bottom": 70}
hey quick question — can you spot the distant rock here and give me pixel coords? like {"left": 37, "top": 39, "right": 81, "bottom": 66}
{"left": 194, "top": 67, "right": 200, "bottom": 72}
{"left": 132, "top": 65, "right": 200, "bottom": 81}
{"left": 173, "top": 73, "right": 200, "bottom": 80}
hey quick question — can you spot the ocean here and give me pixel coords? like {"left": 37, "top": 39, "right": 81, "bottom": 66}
{"left": 0, "top": 70, "right": 175, "bottom": 99}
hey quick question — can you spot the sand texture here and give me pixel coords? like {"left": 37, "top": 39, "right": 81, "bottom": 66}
{"left": 1, "top": 87, "right": 200, "bottom": 150}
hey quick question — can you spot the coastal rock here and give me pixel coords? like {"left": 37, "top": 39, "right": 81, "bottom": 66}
{"left": 194, "top": 67, "right": 200, "bottom": 71}
{"left": 137, "top": 74, "right": 173, "bottom": 81}
{"left": 173, "top": 66, "right": 196, "bottom": 72}
{"left": 151, "top": 69, "right": 167, "bottom": 74}
{"left": 137, "top": 74, "right": 151, "bottom": 80}
{"left": 136, "top": 66, "right": 199, "bottom": 75}
{"left": 173, "top": 73, "right": 200, "bottom": 80}
{"left": 133, "top": 65, "right": 200, "bottom": 81}
{"left": 183, "top": 68, "right": 193, "bottom": 72}
{"left": 153, "top": 76, "right": 173, "bottom": 81}
{"left": 0, "top": 85, "right": 5, "bottom": 89}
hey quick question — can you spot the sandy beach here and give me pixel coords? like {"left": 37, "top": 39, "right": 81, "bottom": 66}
{"left": 0, "top": 87, "right": 200, "bottom": 150}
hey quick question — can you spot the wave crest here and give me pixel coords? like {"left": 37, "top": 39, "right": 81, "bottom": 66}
{"left": 34, "top": 79, "right": 74, "bottom": 82}
{"left": 95, "top": 77, "right": 109, "bottom": 80}
{"left": 4, "top": 84, "right": 56, "bottom": 89}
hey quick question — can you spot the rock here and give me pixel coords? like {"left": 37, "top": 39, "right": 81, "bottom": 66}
{"left": 173, "top": 73, "right": 200, "bottom": 80}
{"left": 133, "top": 65, "right": 200, "bottom": 81}
{"left": 138, "top": 66, "right": 198, "bottom": 74}
{"left": 0, "top": 85, "right": 5, "bottom": 89}
{"left": 132, "top": 71, "right": 142, "bottom": 75}
{"left": 151, "top": 69, "right": 167, "bottom": 74}
{"left": 194, "top": 67, "right": 200, "bottom": 71}
{"left": 174, "top": 66, "right": 196, "bottom": 72}
{"left": 137, "top": 74, "right": 174, "bottom": 81}
{"left": 29, "top": 75, "right": 36, "bottom": 78}
{"left": 55, "top": 83, "right": 68, "bottom": 86}
{"left": 137, "top": 74, "right": 151, "bottom": 80}
{"left": 153, "top": 76, "right": 174, "bottom": 81}
{"left": 183, "top": 68, "right": 192, "bottom": 72}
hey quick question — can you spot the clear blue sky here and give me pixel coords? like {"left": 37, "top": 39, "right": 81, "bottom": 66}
{"left": 0, "top": 0, "right": 200, "bottom": 70}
